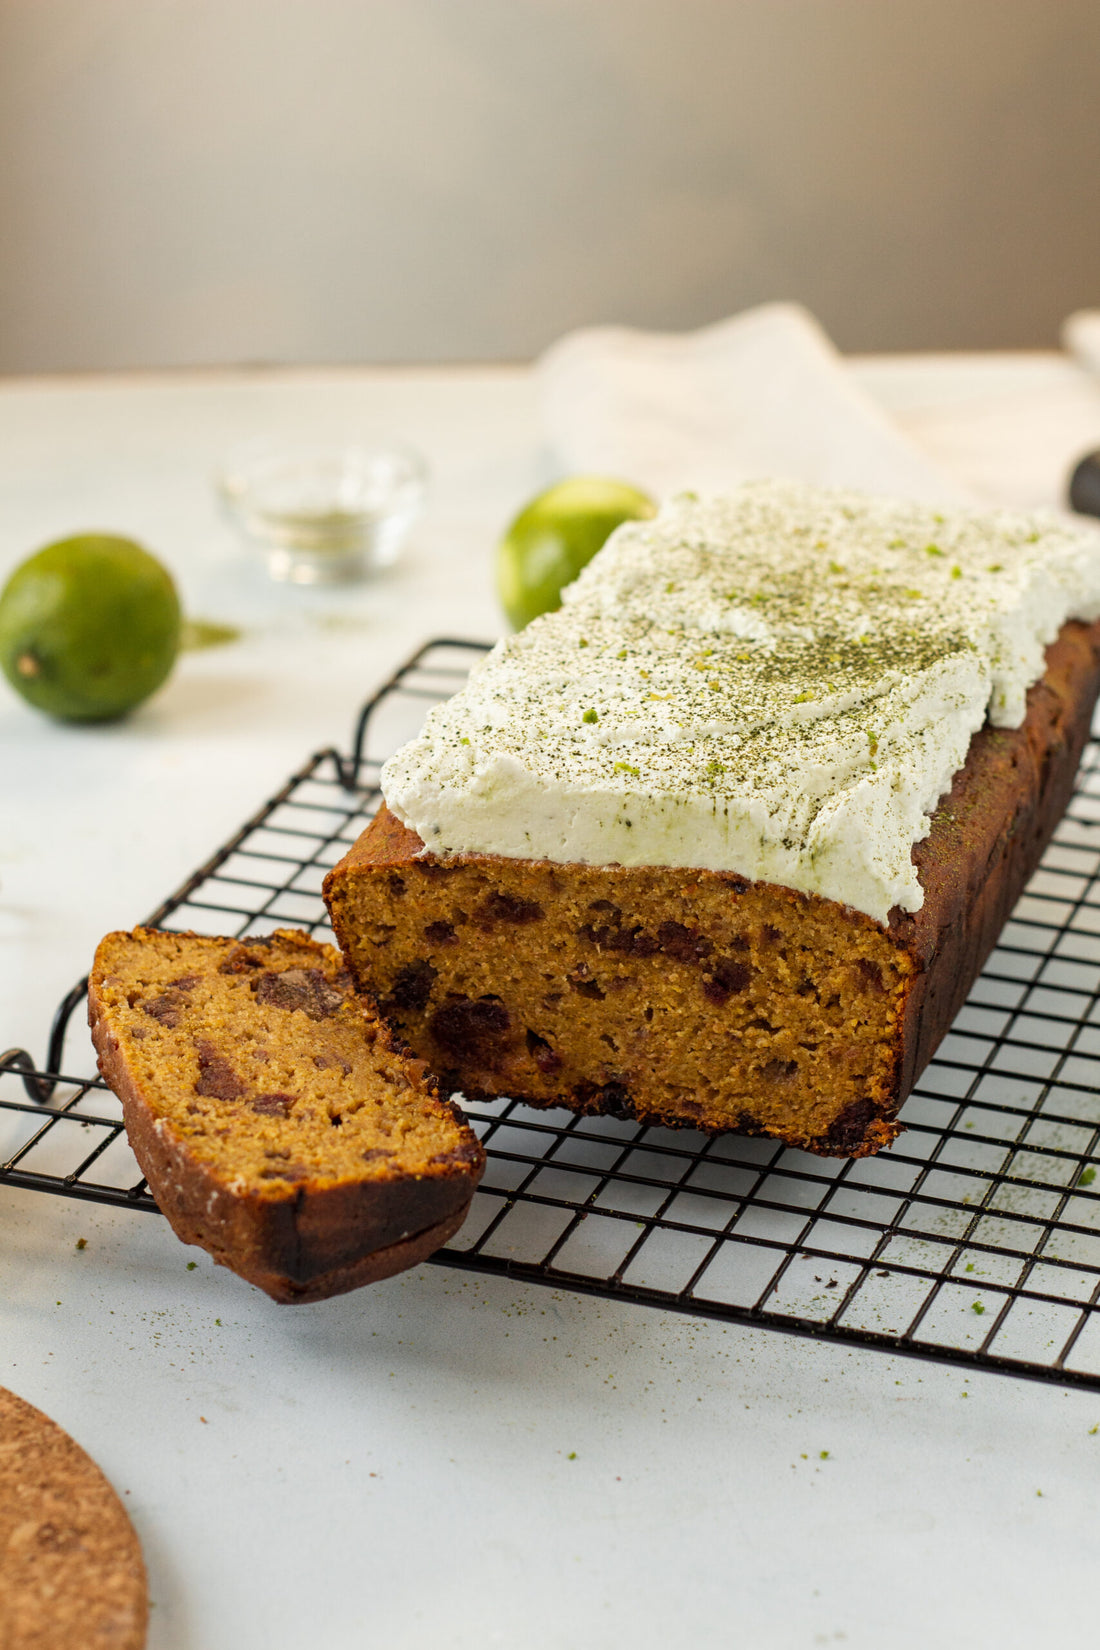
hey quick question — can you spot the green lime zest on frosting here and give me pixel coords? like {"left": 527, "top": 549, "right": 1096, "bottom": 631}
{"left": 380, "top": 481, "right": 1100, "bottom": 926}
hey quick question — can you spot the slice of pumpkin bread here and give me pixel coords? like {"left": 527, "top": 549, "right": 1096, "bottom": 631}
{"left": 88, "top": 927, "right": 484, "bottom": 1302}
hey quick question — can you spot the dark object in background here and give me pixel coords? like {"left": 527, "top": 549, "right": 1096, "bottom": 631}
{"left": 1068, "top": 450, "right": 1100, "bottom": 517}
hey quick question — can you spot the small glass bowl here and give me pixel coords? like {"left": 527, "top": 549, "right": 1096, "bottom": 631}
{"left": 216, "top": 437, "right": 428, "bottom": 584}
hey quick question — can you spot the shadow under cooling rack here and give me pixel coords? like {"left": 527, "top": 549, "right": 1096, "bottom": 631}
{"left": 6, "top": 637, "right": 1100, "bottom": 1392}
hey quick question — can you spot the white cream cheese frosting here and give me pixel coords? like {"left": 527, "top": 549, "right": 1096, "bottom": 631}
{"left": 382, "top": 481, "right": 1100, "bottom": 923}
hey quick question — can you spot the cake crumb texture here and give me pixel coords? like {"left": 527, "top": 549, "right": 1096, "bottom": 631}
{"left": 88, "top": 927, "right": 484, "bottom": 1301}
{"left": 330, "top": 814, "right": 909, "bottom": 1156}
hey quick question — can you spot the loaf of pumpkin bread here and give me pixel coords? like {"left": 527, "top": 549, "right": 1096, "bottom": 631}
{"left": 325, "top": 485, "right": 1100, "bottom": 1156}
{"left": 89, "top": 927, "right": 484, "bottom": 1301}
{"left": 325, "top": 618, "right": 1100, "bottom": 1156}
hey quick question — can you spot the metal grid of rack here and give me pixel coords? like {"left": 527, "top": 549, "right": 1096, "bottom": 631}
{"left": 6, "top": 637, "right": 1100, "bottom": 1390}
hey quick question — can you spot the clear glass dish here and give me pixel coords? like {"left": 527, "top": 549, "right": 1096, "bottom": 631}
{"left": 216, "top": 437, "right": 428, "bottom": 584}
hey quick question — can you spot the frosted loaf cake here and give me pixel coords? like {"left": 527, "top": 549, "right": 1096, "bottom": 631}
{"left": 325, "top": 482, "right": 1100, "bottom": 1156}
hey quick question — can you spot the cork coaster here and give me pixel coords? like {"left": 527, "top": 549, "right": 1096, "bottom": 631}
{"left": 0, "top": 1386, "right": 147, "bottom": 1649}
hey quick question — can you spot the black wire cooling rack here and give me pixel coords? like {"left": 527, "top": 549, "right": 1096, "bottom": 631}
{"left": 6, "top": 637, "right": 1100, "bottom": 1391}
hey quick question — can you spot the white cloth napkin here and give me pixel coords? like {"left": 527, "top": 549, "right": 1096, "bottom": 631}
{"left": 1063, "top": 310, "right": 1100, "bottom": 377}
{"left": 537, "top": 301, "right": 974, "bottom": 507}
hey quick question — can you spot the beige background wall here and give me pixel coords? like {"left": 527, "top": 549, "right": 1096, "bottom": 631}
{"left": 1, "top": 0, "right": 1098, "bottom": 372}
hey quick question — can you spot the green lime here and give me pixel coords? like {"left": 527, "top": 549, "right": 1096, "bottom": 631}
{"left": 0, "top": 534, "right": 182, "bottom": 722}
{"left": 496, "top": 476, "right": 657, "bottom": 630}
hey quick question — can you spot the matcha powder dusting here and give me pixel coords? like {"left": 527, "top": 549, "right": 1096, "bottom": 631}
{"left": 383, "top": 481, "right": 1100, "bottom": 922}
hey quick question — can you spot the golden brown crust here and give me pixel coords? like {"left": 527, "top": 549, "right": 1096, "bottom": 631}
{"left": 324, "top": 621, "right": 1100, "bottom": 1157}
{"left": 88, "top": 928, "right": 484, "bottom": 1302}
{"left": 889, "top": 619, "right": 1100, "bottom": 1097}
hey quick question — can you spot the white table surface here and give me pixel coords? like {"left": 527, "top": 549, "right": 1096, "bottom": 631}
{"left": 4, "top": 354, "right": 1100, "bottom": 1650}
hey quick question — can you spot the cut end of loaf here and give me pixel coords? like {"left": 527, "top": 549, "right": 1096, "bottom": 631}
{"left": 326, "top": 815, "right": 912, "bottom": 1157}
